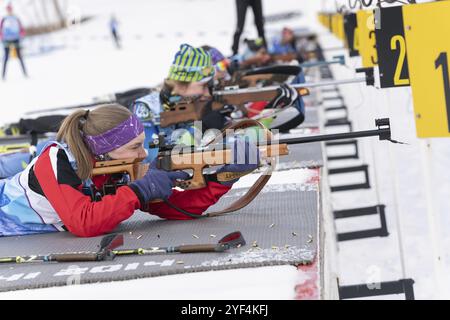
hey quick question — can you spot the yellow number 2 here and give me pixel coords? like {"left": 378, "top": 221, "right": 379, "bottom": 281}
{"left": 391, "top": 35, "right": 410, "bottom": 86}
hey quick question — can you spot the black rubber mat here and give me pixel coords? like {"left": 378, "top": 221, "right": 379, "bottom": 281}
{"left": 0, "top": 186, "right": 318, "bottom": 292}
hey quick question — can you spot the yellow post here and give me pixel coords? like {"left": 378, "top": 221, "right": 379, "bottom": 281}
{"left": 9, "top": 44, "right": 18, "bottom": 58}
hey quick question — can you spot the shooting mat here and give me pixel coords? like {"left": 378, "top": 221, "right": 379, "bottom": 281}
{"left": 0, "top": 181, "right": 319, "bottom": 292}
{"left": 0, "top": 105, "right": 321, "bottom": 293}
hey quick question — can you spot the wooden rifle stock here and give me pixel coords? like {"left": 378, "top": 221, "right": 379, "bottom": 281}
{"left": 236, "top": 74, "right": 292, "bottom": 88}
{"left": 92, "top": 158, "right": 148, "bottom": 181}
{"left": 239, "top": 54, "right": 271, "bottom": 68}
{"left": 159, "top": 86, "right": 310, "bottom": 127}
{"left": 270, "top": 52, "right": 298, "bottom": 62}
{"left": 240, "top": 52, "right": 298, "bottom": 68}
{"left": 240, "top": 74, "right": 274, "bottom": 87}
{"left": 156, "top": 143, "right": 289, "bottom": 189}
{"left": 90, "top": 144, "right": 289, "bottom": 190}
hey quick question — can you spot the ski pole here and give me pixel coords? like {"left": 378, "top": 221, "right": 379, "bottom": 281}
{"left": 113, "top": 231, "right": 245, "bottom": 256}
{"left": 0, "top": 234, "right": 123, "bottom": 264}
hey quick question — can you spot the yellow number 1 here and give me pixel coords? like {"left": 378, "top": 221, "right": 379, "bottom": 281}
{"left": 435, "top": 52, "right": 450, "bottom": 132}
{"left": 353, "top": 27, "right": 360, "bottom": 51}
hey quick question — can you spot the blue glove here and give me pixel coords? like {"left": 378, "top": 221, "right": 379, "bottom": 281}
{"left": 266, "top": 83, "right": 299, "bottom": 110}
{"left": 129, "top": 165, "right": 189, "bottom": 204}
{"left": 216, "top": 137, "right": 260, "bottom": 185}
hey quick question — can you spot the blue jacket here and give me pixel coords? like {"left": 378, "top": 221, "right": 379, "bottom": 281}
{"left": 0, "top": 15, "right": 23, "bottom": 42}
{"left": 269, "top": 37, "right": 296, "bottom": 56}
{"left": 0, "top": 141, "right": 75, "bottom": 236}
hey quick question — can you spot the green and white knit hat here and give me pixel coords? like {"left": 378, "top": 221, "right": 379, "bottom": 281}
{"left": 167, "top": 44, "right": 215, "bottom": 82}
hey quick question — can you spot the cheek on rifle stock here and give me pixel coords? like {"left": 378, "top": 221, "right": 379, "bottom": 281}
{"left": 92, "top": 158, "right": 147, "bottom": 181}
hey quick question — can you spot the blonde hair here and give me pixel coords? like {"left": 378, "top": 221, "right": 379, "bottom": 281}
{"left": 56, "top": 103, "right": 132, "bottom": 180}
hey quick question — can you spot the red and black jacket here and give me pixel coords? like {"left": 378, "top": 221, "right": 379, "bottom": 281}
{"left": 28, "top": 144, "right": 231, "bottom": 237}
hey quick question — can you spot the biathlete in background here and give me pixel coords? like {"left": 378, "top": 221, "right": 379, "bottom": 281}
{"left": 0, "top": 3, "right": 27, "bottom": 80}
{"left": 132, "top": 43, "right": 301, "bottom": 162}
{"left": 109, "top": 14, "right": 121, "bottom": 49}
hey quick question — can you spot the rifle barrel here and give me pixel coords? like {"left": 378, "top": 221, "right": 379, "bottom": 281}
{"left": 155, "top": 122, "right": 391, "bottom": 154}
{"left": 299, "top": 77, "right": 366, "bottom": 88}
{"left": 0, "top": 134, "right": 52, "bottom": 145}
{"left": 214, "top": 77, "right": 367, "bottom": 97}
{"left": 300, "top": 56, "right": 344, "bottom": 68}
{"left": 24, "top": 100, "right": 112, "bottom": 116}
{"left": 275, "top": 128, "right": 390, "bottom": 145}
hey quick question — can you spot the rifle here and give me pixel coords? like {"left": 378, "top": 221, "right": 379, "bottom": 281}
{"left": 229, "top": 65, "right": 303, "bottom": 88}
{"left": 238, "top": 73, "right": 278, "bottom": 88}
{"left": 159, "top": 85, "right": 311, "bottom": 128}
{"left": 160, "top": 68, "right": 374, "bottom": 128}
{"left": 24, "top": 100, "right": 112, "bottom": 117}
{"left": 229, "top": 55, "right": 345, "bottom": 88}
{"left": 0, "top": 133, "right": 54, "bottom": 147}
{"left": 300, "top": 55, "right": 345, "bottom": 68}
{"left": 24, "top": 87, "right": 152, "bottom": 116}
{"left": 239, "top": 52, "right": 298, "bottom": 69}
{"left": 239, "top": 52, "right": 344, "bottom": 69}
{"left": 92, "top": 118, "right": 394, "bottom": 218}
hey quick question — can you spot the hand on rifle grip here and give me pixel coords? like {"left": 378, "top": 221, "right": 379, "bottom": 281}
{"left": 216, "top": 137, "right": 260, "bottom": 185}
{"left": 129, "top": 161, "right": 190, "bottom": 205}
{"left": 266, "top": 84, "right": 299, "bottom": 110}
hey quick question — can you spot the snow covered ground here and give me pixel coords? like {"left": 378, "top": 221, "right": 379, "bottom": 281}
{"left": 0, "top": 0, "right": 318, "bottom": 124}
{"left": 0, "top": 0, "right": 448, "bottom": 299}
{"left": 0, "top": 265, "right": 302, "bottom": 300}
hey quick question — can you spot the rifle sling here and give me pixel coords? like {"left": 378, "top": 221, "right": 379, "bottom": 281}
{"left": 204, "top": 119, "right": 274, "bottom": 217}
{"left": 163, "top": 163, "right": 273, "bottom": 219}
{"left": 205, "top": 165, "right": 273, "bottom": 217}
